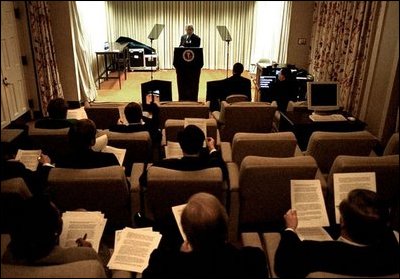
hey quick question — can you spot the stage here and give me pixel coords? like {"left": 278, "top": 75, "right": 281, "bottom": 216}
{"left": 94, "top": 69, "right": 255, "bottom": 104}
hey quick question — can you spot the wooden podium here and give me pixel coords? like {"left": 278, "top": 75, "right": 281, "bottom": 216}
{"left": 173, "top": 47, "right": 204, "bottom": 101}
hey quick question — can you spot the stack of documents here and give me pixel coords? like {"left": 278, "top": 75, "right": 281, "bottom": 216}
{"left": 107, "top": 227, "right": 162, "bottom": 273}
{"left": 59, "top": 211, "right": 107, "bottom": 253}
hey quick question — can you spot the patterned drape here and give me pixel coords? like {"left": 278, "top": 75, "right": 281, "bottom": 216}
{"left": 27, "top": 1, "right": 63, "bottom": 115}
{"left": 309, "top": 1, "right": 381, "bottom": 116}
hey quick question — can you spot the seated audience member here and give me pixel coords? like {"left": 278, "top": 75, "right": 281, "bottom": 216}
{"left": 2, "top": 195, "right": 102, "bottom": 266}
{"left": 271, "top": 67, "right": 298, "bottom": 112}
{"left": 275, "top": 189, "right": 400, "bottom": 277}
{"left": 1, "top": 151, "right": 53, "bottom": 195}
{"left": 222, "top": 62, "right": 251, "bottom": 101}
{"left": 35, "top": 98, "right": 77, "bottom": 129}
{"left": 109, "top": 101, "right": 161, "bottom": 145}
{"left": 54, "top": 119, "right": 119, "bottom": 168}
{"left": 142, "top": 192, "right": 268, "bottom": 279}
{"left": 139, "top": 125, "right": 227, "bottom": 186}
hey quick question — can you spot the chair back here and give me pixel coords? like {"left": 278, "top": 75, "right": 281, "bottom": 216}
{"left": 146, "top": 167, "right": 224, "bottom": 221}
{"left": 105, "top": 130, "right": 152, "bottom": 175}
{"left": 231, "top": 132, "right": 298, "bottom": 166}
{"left": 383, "top": 132, "right": 399, "bottom": 155}
{"left": 47, "top": 166, "right": 130, "bottom": 230}
{"left": 157, "top": 101, "right": 210, "bottom": 129}
{"left": 326, "top": 155, "right": 399, "bottom": 229}
{"left": 164, "top": 118, "right": 218, "bottom": 145}
{"left": 305, "top": 131, "right": 379, "bottom": 174}
{"left": 1, "top": 178, "right": 32, "bottom": 233}
{"left": 219, "top": 101, "right": 277, "bottom": 142}
{"left": 226, "top": 94, "right": 249, "bottom": 104}
{"left": 239, "top": 155, "right": 318, "bottom": 231}
{"left": 85, "top": 106, "right": 120, "bottom": 129}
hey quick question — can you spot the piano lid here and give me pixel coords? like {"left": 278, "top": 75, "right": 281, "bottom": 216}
{"left": 115, "top": 36, "right": 155, "bottom": 54}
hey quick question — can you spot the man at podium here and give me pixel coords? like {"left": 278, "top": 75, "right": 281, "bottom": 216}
{"left": 179, "top": 24, "right": 201, "bottom": 47}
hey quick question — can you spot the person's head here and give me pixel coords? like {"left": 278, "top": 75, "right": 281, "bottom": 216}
{"left": 124, "top": 102, "right": 143, "bottom": 123}
{"left": 68, "top": 119, "right": 97, "bottom": 149}
{"left": 9, "top": 195, "right": 63, "bottom": 261}
{"left": 339, "top": 189, "right": 389, "bottom": 245}
{"left": 47, "top": 98, "right": 68, "bottom": 119}
{"left": 278, "top": 67, "right": 291, "bottom": 82}
{"left": 177, "top": 125, "right": 205, "bottom": 155}
{"left": 181, "top": 192, "right": 228, "bottom": 252}
{"left": 233, "top": 63, "right": 244, "bottom": 76}
{"left": 185, "top": 24, "right": 194, "bottom": 36}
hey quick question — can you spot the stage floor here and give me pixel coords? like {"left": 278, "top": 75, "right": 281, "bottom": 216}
{"left": 94, "top": 69, "right": 255, "bottom": 104}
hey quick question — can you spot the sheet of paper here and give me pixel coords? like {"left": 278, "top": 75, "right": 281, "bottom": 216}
{"left": 333, "top": 172, "right": 376, "bottom": 224}
{"left": 67, "top": 107, "right": 88, "bottom": 120}
{"left": 15, "top": 149, "right": 41, "bottom": 171}
{"left": 172, "top": 204, "right": 187, "bottom": 241}
{"left": 59, "top": 211, "right": 107, "bottom": 253}
{"left": 165, "top": 141, "right": 183, "bottom": 159}
{"left": 107, "top": 228, "right": 162, "bottom": 273}
{"left": 92, "top": 134, "right": 108, "bottom": 152}
{"left": 291, "top": 179, "right": 329, "bottom": 228}
{"left": 102, "top": 145, "right": 126, "bottom": 166}
{"left": 296, "top": 227, "right": 333, "bottom": 241}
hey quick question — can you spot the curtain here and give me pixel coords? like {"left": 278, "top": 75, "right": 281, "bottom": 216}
{"left": 250, "top": 1, "right": 291, "bottom": 66}
{"left": 105, "top": 1, "right": 255, "bottom": 70}
{"left": 69, "top": 2, "right": 98, "bottom": 102}
{"left": 26, "top": 1, "right": 63, "bottom": 115}
{"left": 309, "top": 1, "right": 381, "bottom": 116}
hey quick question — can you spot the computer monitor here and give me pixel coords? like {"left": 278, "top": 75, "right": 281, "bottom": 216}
{"left": 259, "top": 75, "right": 276, "bottom": 89}
{"left": 307, "top": 82, "right": 340, "bottom": 112}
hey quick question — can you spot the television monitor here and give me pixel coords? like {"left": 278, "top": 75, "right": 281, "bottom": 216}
{"left": 259, "top": 75, "right": 276, "bottom": 89}
{"left": 307, "top": 82, "right": 340, "bottom": 112}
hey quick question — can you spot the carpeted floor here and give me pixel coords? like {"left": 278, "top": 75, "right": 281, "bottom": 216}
{"left": 94, "top": 69, "right": 256, "bottom": 104}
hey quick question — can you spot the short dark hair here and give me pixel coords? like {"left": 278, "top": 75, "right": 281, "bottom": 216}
{"left": 178, "top": 125, "right": 205, "bottom": 155}
{"left": 181, "top": 193, "right": 228, "bottom": 251}
{"left": 10, "top": 195, "right": 62, "bottom": 261}
{"left": 68, "top": 119, "right": 97, "bottom": 149}
{"left": 124, "top": 102, "right": 143, "bottom": 123}
{"left": 233, "top": 63, "right": 244, "bottom": 75}
{"left": 47, "top": 98, "right": 68, "bottom": 119}
{"left": 339, "top": 189, "right": 389, "bottom": 245}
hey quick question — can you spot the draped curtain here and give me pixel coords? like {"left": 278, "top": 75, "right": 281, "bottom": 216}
{"left": 69, "top": 2, "right": 98, "bottom": 102}
{"left": 26, "top": 1, "right": 63, "bottom": 115}
{"left": 105, "top": 1, "right": 255, "bottom": 70}
{"left": 309, "top": 1, "right": 381, "bottom": 116}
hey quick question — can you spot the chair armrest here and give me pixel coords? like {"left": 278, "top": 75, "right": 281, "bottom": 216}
{"left": 263, "top": 232, "right": 281, "bottom": 278}
{"left": 241, "top": 232, "right": 263, "bottom": 249}
{"left": 227, "top": 162, "right": 240, "bottom": 242}
{"left": 211, "top": 111, "right": 220, "bottom": 122}
{"left": 161, "top": 129, "right": 166, "bottom": 146}
{"left": 112, "top": 270, "right": 134, "bottom": 278}
{"left": 220, "top": 141, "right": 232, "bottom": 163}
{"left": 316, "top": 168, "right": 328, "bottom": 198}
{"left": 130, "top": 163, "right": 146, "bottom": 215}
{"left": 295, "top": 145, "right": 304, "bottom": 156}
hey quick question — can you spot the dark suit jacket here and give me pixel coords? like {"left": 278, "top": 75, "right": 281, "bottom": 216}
{"left": 54, "top": 148, "right": 119, "bottom": 169}
{"left": 180, "top": 34, "right": 201, "bottom": 47}
{"left": 35, "top": 118, "right": 78, "bottom": 129}
{"left": 271, "top": 79, "right": 298, "bottom": 112}
{"left": 142, "top": 243, "right": 267, "bottom": 279}
{"left": 223, "top": 75, "right": 252, "bottom": 101}
{"left": 1, "top": 160, "right": 52, "bottom": 195}
{"left": 139, "top": 149, "right": 228, "bottom": 188}
{"left": 275, "top": 230, "right": 400, "bottom": 278}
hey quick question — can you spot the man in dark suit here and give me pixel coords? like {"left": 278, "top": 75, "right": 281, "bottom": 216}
{"left": 142, "top": 192, "right": 268, "bottom": 279}
{"left": 54, "top": 119, "right": 119, "bottom": 169}
{"left": 35, "top": 98, "right": 78, "bottom": 129}
{"left": 109, "top": 102, "right": 161, "bottom": 145}
{"left": 271, "top": 67, "right": 298, "bottom": 112}
{"left": 179, "top": 24, "right": 201, "bottom": 47}
{"left": 275, "top": 189, "right": 399, "bottom": 277}
{"left": 222, "top": 62, "right": 252, "bottom": 101}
